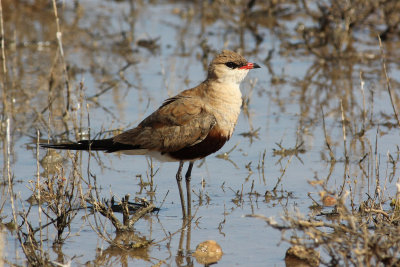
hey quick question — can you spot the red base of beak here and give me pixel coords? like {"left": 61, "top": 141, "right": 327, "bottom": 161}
{"left": 239, "top": 62, "right": 261, "bottom": 70}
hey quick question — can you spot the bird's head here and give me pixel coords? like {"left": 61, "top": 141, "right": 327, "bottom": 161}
{"left": 207, "top": 50, "right": 260, "bottom": 84}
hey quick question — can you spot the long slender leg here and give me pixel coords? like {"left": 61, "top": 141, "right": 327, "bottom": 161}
{"left": 185, "top": 161, "right": 194, "bottom": 219}
{"left": 176, "top": 161, "right": 186, "bottom": 218}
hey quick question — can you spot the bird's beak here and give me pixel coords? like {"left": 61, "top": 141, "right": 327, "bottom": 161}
{"left": 239, "top": 62, "right": 261, "bottom": 70}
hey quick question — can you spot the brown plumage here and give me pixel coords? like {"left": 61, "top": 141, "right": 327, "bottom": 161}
{"left": 41, "top": 50, "right": 260, "bottom": 218}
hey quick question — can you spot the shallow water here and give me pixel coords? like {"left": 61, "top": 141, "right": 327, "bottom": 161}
{"left": 1, "top": 1, "right": 400, "bottom": 266}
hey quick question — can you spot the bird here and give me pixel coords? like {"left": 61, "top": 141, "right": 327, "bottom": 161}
{"left": 41, "top": 50, "right": 261, "bottom": 218}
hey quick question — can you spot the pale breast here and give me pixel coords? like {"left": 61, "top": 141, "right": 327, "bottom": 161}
{"left": 205, "top": 82, "right": 242, "bottom": 138}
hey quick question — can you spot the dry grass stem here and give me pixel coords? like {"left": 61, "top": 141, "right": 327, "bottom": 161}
{"left": 378, "top": 35, "right": 400, "bottom": 128}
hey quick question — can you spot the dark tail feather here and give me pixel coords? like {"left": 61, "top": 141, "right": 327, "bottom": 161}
{"left": 41, "top": 138, "right": 141, "bottom": 152}
{"left": 40, "top": 139, "right": 114, "bottom": 151}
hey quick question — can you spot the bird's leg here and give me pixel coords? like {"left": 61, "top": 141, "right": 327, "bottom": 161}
{"left": 185, "top": 162, "right": 194, "bottom": 219}
{"left": 176, "top": 161, "right": 186, "bottom": 218}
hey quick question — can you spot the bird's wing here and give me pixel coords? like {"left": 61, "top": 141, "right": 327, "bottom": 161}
{"left": 111, "top": 96, "right": 217, "bottom": 153}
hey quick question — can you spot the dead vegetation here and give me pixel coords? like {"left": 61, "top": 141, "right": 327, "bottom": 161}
{"left": 248, "top": 184, "right": 400, "bottom": 266}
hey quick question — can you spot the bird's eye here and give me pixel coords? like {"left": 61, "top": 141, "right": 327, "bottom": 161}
{"left": 225, "top": 62, "right": 238, "bottom": 69}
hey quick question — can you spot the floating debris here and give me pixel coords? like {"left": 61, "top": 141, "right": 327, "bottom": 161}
{"left": 192, "top": 240, "right": 223, "bottom": 265}
{"left": 285, "top": 246, "right": 320, "bottom": 267}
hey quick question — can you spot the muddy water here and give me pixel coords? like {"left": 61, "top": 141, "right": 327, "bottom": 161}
{"left": 1, "top": 1, "right": 400, "bottom": 266}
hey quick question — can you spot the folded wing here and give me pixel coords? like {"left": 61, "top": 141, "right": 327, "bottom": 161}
{"left": 110, "top": 95, "right": 217, "bottom": 154}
